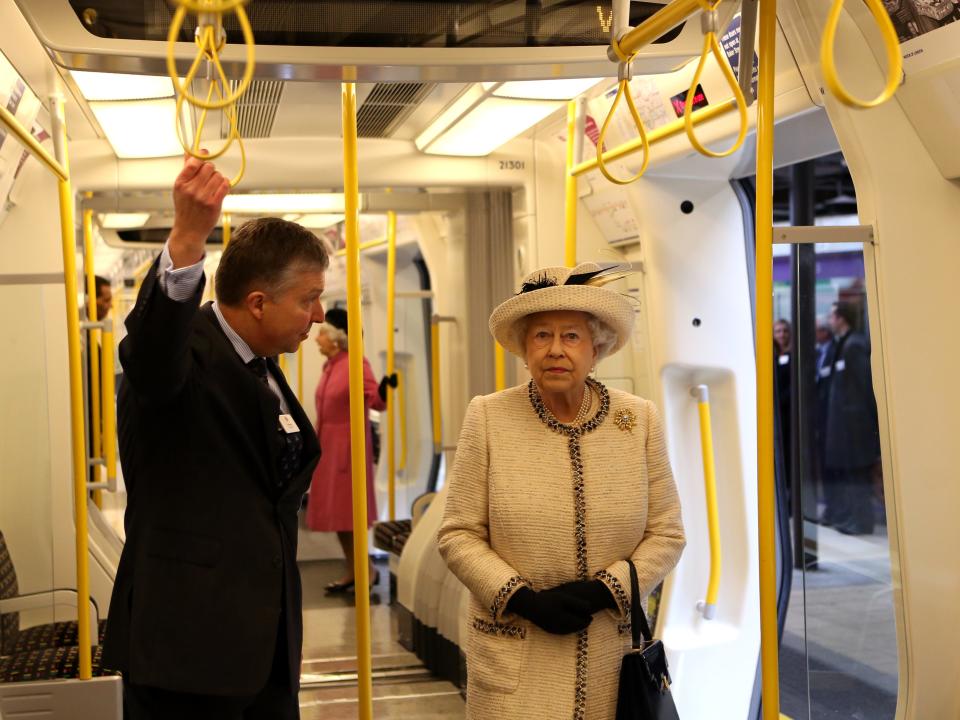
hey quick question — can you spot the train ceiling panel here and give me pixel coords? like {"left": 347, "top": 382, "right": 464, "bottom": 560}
{"left": 16, "top": 0, "right": 720, "bottom": 82}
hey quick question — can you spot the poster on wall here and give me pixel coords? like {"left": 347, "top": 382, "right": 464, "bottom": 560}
{"left": 582, "top": 185, "right": 641, "bottom": 246}
{"left": 884, "top": 0, "right": 960, "bottom": 72}
{"left": 0, "top": 52, "right": 43, "bottom": 228}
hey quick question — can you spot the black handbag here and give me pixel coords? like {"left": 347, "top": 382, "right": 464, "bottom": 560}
{"left": 615, "top": 561, "right": 680, "bottom": 720}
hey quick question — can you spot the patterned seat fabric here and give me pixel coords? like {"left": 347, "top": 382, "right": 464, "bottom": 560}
{"left": 373, "top": 519, "right": 412, "bottom": 555}
{"left": 0, "top": 530, "right": 21, "bottom": 657}
{"left": 12, "top": 619, "right": 108, "bottom": 655}
{"left": 1, "top": 530, "right": 107, "bottom": 658}
{"left": 0, "top": 645, "right": 116, "bottom": 683}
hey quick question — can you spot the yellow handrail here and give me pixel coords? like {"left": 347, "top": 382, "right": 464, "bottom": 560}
{"left": 820, "top": 0, "right": 901, "bottom": 108}
{"left": 341, "top": 81, "right": 374, "bottom": 720}
{"left": 101, "top": 321, "right": 118, "bottom": 491}
{"left": 564, "top": 99, "right": 579, "bottom": 265}
{"left": 82, "top": 209, "right": 103, "bottom": 507}
{"left": 691, "top": 385, "right": 721, "bottom": 619}
{"left": 571, "top": 99, "right": 738, "bottom": 177}
{"left": 0, "top": 104, "right": 67, "bottom": 182}
{"left": 756, "top": 0, "right": 780, "bottom": 715}
{"left": 334, "top": 237, "right": 387, "bottom": 257}
{"left": 386, "top": 210, "right": 398, "bottom": 520}
{"left": 494, "top": 341, "right": 506, "bottom": 392}
{"left": 50, "top": 92, "right": 93, "bottom": 680}
{"left": 683, "top": 2, "right": 748, "bottom": 158}
{"left": 431, "top": 317, "right": 442, "bottom": 454}
{"left": 613, "top": 0, "right": 705, "bottom": 59}
{"left": 397, "top": 368, "right": 408, "bottom": 472}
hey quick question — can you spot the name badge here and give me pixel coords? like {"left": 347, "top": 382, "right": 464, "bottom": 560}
{"left": 778, "top": 355, "right": 789, "bottom": 366}
{"left": 835, "top": 359, "right": 846, "bottom": 372}
{"left": 278, "top": 414, "right": 300, "bottom": 434}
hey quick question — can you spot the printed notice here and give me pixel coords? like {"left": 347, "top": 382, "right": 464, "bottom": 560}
{"left": 583, "top": 185, "right": 641, "bottom": 246}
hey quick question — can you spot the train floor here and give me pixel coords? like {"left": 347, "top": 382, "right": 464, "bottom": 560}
{"left": 298, "top": 558, "right": 466, "bottom": 718}
{"left": 780, "top": 522, "right": 898, "bottom": 719}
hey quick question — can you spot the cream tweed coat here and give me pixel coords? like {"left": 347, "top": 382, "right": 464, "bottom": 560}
{"left": 438, "top": 381, "right": 685, "bottom": 720}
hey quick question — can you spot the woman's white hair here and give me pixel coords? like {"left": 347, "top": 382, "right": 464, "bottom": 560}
{"left": 513, "top": 313, "right": 619, "bottom": 360}
{"left": 317, "top": 322, "right": 348, "bottom": 350}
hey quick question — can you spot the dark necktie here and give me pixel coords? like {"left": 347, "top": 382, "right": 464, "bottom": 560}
{"left": 247, "top": 357, "right": 269, "bottom": 385}
{"left": 247, "top": 357, "right": 302, "bottom": 489}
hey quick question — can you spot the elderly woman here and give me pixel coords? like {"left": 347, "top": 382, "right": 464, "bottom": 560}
{"left": 437, "top": 262, "right": 685, "bottom": 720}
{"left": 307, "top": 307, "right": 392, "bottom": 593}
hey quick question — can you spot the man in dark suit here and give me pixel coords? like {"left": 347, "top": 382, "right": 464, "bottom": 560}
{"left": 101, "top": 155, "right": 328, "bottom": 719}
{"left": 821, "top": 301, "right": 881, "bottom": 535}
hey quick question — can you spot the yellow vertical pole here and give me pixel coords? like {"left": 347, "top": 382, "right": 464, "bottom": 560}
{"left": 756, "top": 0, "right": 780, "bottom": 715}
{"left": 431, "top": 318, "right": 442, "bottom": 453}
{"left": 564, "top": 99, "right": 578, "bottom": 268}
{"left": 51, "top": 92, "right": 92, "bottom": 680}
{"left": 341, "top": 81, "right": 374, "bottom": 720}
{"left": 82, "top": 208, "right": 103, "bottom": 507}
{"left": 397, "top": 368, "right": 408, "bottom": 472}
{"left": 222, "top": 212, "right": 231, "bottom": 247}
{"left": 386, "top": 209, "right": 397, "bottom": 520}
{"left": 101, "top": 322, "right": 117, "bottom": 490}
{"left": 297, "top": 344, "right": 304, "bottom": 404}
{"left": 278, "top": 352, "right": 288, "bottom": 379}
{"left": 494, "top": 341, "right": 506, "bottom": 391}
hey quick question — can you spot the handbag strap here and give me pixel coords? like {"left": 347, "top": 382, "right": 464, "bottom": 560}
{"left": 628, "top": 559, "right": 655, "bottom": 650}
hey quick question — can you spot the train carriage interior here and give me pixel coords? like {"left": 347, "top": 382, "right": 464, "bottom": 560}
{"left": 0, "top": 0, "right": 959, "bottom": 718}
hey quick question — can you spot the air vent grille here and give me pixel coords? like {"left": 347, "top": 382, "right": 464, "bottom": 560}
{"left": 357, "top": 83, "right": 435, "bottom": 138}
{"left": 223, "top": 80, "right": 284, "bottom": 139}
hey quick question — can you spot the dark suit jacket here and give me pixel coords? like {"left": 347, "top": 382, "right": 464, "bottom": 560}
{"left": 823, "top": 331, "right": 880, "bottom": 470}
{"left": 101, "top": 258, "right": 320, "bottom": 696}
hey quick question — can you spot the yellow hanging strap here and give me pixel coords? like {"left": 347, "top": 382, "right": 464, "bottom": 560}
{"left": 684, "top": 0, "right": 749, "bottom": 158}
{"left": 596, "top": 57, "right": 651, "bottom": 185}
{"left": 820, "top": 0, "right": 901, "bottom": 108}
{"left": 166, "top": 0, "right": 255, "bottom": 185}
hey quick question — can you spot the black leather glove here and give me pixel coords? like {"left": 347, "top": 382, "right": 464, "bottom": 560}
{"left": 505, "top": 586, "right": 593, "bottom": 635}
{"left": 542, "top": 580, "right": 618, "bottom": 614}
{"left": 377, "top": 373, "right": 398, "bottom": 401}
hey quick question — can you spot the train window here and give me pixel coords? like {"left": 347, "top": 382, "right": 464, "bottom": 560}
{"left": 772, "top": 156, "right": 900, "bottom": 719}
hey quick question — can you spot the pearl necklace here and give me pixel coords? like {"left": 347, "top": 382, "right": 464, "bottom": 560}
{"left": 536, "top": 382, "right": 594, "bottom": 426}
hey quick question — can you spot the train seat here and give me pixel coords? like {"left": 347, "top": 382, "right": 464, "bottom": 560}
{"left": 0, "top": 645, "right": 112, "bottom": 683}
{"left": 0, "top": 531, "right": 106, "bottom": 658}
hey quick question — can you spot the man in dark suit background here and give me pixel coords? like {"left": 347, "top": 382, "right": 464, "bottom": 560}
{"left": 821, "top": 301, "right": 881, "bottom": 535}
{"left": 101, "top": 155, "right": 329, "bottom": 719}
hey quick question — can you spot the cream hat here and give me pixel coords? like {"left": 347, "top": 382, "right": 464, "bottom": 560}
{"left": 489, "top": 262, "right": 635, "bottom": 360}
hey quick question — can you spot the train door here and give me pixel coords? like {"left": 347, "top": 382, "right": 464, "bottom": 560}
{"left": 768, "top": 155, "right": 901, "bottom": 719}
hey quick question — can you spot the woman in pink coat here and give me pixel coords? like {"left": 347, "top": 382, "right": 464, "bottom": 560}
{"left": 307, "top": 307, "right": 390, "bottom": 592}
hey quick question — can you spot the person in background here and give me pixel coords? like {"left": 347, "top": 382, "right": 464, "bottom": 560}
{"left": 102, "top": 154, "right": 328, "bottom": 719}
{"left": 85, "top": 275, "right": 113, "bottom": 485}
{"left": 821, "top": 301, "right": 881, "bottom": 534}
{"left": 438, "top": 262, "right": 685, "bottom": 719}
{"left": 306, "top": 307, "right": 396, "bottom": 593}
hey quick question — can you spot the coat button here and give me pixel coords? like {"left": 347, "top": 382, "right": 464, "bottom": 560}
{"left": 272, "top": 555, "right": 282, "bottom": 569}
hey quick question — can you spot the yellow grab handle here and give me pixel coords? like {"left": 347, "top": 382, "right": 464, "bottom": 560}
{"left": 596, "top": 77, "right": 651, "bottom": 185}
{"left": 820, "top": 0, "right": 902, "bottom": 108}
{"left": 166, "top": 3, "right": 255, "bottom": 112}
{"left": 684, "top": 10, "right": 749, "bottom": 158}
{"left": 692, "top": 385, "right": 721, "bottom": 619}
